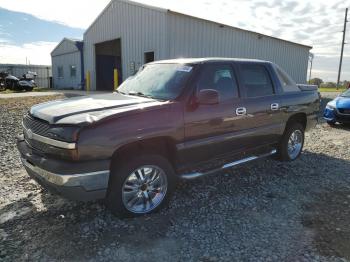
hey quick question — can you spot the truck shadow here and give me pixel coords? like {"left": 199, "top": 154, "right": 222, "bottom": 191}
{"left": 1, "top": 151, "right": 350, "bottom": 261}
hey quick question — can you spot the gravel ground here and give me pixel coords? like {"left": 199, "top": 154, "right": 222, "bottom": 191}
{"left": 1, "top": 93, "right": 350, "bottom": 261}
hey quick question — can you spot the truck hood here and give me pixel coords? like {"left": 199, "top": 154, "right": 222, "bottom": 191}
{"left": 30, "top": 93, "right": 165, "bottom": 125}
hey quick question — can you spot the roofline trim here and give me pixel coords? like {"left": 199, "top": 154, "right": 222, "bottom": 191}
{"left": 51, "top": 38, "right": 82, "bottom": 56}
{"left": 168, "top": 10, "right": 312, "bottom": 49}
{"left": 84, "top": 0, "right": 167, "bottom": 36}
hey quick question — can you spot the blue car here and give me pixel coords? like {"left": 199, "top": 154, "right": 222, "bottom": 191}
{"left": 324, "top": 89, "right": 350, "bottom": 125}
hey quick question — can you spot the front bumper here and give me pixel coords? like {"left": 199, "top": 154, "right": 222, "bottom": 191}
{"left": 17, "top": 135, "right": 110, "bottom": 201}
{"left": 324, "top": 108, "right": 350, "bottom": 123}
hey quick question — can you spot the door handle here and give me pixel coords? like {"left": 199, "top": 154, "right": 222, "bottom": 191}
{"left": 271, "top": 103, "right": 279, "bottom": 111}
{"left": 236, "top": 107, "right": 247, "bottom": 116}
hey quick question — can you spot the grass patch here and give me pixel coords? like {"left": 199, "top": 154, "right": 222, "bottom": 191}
{"left": 319, "top": 87, "right": 346, "bottom": 93}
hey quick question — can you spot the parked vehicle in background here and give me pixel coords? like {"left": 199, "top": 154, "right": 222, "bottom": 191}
{"left": 17, "top": 58, "right": 320, "bottom": 217}
{"left": 0, "top": 71, "right": 37, "bottom": 91}
{"left": 18, "top": 71, "right": 38, "bottom": 91}
{"left": 0, "top": 71, "right": 6, "bottom": 91}
{"left": 324, "top": 89, "right": 350, "bottom": 125}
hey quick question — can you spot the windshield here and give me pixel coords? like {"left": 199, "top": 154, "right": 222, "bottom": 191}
{"left": 118, "top": 63, "right": 194, "bottom": 100}
{"left": 341, "top": 89, "right": 350, "bottom": 97}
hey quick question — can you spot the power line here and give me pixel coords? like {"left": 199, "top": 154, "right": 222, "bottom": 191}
{"left": 336, "top": 8, "right": 348, "bottom": 89}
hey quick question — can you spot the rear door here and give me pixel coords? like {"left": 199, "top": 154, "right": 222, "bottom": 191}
{"left": 235, "top": 62, "right": 284, "bottom": 149}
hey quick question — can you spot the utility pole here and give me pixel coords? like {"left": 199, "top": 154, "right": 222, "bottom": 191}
{"left": 336, "top": 8, "right": 348, "bottom": 89}
{"left": 308, "top": 53, "right": 314, "bottom": 83}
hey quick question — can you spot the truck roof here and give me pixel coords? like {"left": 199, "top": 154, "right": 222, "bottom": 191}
{"left": 151, "top": 57, "right": 271, "bottom": 65}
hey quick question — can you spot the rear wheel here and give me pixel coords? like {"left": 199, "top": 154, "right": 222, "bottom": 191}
{"left": 277, "top": 123, "right": 304, "bottom": 161}
{"left": 106, "top": 154, "right": 176, "bottom": 217}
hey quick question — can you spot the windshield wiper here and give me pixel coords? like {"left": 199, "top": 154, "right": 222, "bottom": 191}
{"left": 115, "top": 90, "right": 126, "bottom": 95}
{"left": 128, "top": 91, "right": 153, "bottom": 99}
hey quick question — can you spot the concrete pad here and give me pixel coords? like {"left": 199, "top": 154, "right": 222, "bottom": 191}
{"left": 0, "top": 90, "right": 111, "bottom": 99}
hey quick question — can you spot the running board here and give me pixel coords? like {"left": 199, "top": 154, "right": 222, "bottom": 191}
{"left": 180, "top": 149, "right": 277, "bottom": 180}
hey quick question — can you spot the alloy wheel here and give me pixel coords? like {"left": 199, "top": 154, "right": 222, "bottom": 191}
{"left": 121, "top": 165, "right": 168, "bottom": 214}
{"left": 287, "top": 129, "right": 303, "bottom": 160}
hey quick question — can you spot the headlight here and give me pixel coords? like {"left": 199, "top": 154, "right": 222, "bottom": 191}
{"left": 326, "top": 104, "right": 335, "bottom": 110}
{"left": 47, "top": 126, "right": 80, "bottom": 142}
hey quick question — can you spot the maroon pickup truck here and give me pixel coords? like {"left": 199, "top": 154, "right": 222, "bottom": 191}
{"left": 17, "top": 58, "right": 320, "bottom": 217}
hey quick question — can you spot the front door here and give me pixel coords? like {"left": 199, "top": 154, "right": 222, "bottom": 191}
{"left": 181, "top": 63, "right": 245, "bottom": 164}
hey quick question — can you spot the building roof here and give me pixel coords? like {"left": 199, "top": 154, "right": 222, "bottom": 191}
{"left": 51, "top": 38, "right": 83, "bottom": 56}
{"left": 150, "top": 57, "right": 271, "bottom": 65}
{"left": 85, "top": 0, "right": 312, "bottom": 49}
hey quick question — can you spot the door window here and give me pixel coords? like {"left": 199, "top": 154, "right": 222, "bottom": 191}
{"left": 196, "top": 64, "right": 239, "bottom": 100}
{"left": 240, "top": 64, "right": 274, "bottom": 97}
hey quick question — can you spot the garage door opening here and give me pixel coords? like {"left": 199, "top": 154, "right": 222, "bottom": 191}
{"left": 95, "top": 39, "right": 122, "bottom": 91}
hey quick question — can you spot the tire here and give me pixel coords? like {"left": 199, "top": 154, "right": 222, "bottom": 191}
{"left": 327, "top": 120, "right": 336, "bottom": 126}
{"left": 25, "top": 86, "right": 33, "bottom": 92}
{"left": 277, "top": 122, "right": 305, "bottom": 161}
{"left": 106, "top": 154, "right": 177, "bottom": 218}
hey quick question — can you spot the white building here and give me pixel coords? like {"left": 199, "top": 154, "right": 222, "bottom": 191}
{"left": 55, "top": 0, "right": 312, "bottom": 91}
{"left": 51, "top": 38, "right": 84, "bottom": 89}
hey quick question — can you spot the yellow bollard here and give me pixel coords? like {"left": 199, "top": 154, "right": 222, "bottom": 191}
{"left": 86, "top": 71, "right": 91, "bottom": 93}
{"left": 114, "top": 69, "right": 119, "bottom": 90}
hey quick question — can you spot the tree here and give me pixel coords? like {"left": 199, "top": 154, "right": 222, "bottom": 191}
{"left": 309, "top": 78, "right": 323, "bottom": 87}
{"left": 320, "top": 82, "right": 337, "bottom": 88}
{"left": 341, "top": 80, "right": 349, "bottom": 88}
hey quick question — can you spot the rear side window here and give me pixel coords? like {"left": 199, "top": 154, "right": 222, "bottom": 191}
{"left": 196, "top": 64, "right": 239, "bottom": 100}
{"left": 240, "top": 64, "right": 274, "bottom": 98}
{"left": 275, "top": 65, "right": 299, "bottom": 92}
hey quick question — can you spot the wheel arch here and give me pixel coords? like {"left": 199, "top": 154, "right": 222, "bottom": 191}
{"left": 109, "top": 136, "right": 178, "bottom": 172}
{"left": 285, "top": 113, "right": 307, "bottom": 131}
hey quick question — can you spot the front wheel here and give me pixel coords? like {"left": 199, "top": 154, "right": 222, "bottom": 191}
{"left": 106, "top": 154, "right": 176, "bottom": 217}
{"left": 277, "top": 123, "right": 305, "bottom": 161}
{"left": 327, "top": 120, "right": 336, "bottom": 126}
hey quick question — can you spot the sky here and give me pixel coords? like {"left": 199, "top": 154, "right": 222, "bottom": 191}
{"left": 0, "top": 0, "right": 349, "bottom": 82}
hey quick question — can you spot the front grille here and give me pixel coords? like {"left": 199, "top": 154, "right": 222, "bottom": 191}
{"left": 25, "top": 136, "right": 50, "bottom": 153}
{"left": 23, "top": 114, "right": 50, "bottom": 137}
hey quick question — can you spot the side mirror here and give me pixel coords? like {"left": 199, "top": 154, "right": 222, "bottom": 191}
{"left": 197, "top": 89, "right": 219, "bottom": 105}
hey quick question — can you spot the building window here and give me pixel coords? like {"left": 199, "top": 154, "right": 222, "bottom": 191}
{"left": 144, "top": 51, "right": 154, "bottom": 64}
{"left": 70, "top": 65, "right": 77, "bottom": 78}
{"left": 57, "top": 66, "right": 63, "bottom": 78}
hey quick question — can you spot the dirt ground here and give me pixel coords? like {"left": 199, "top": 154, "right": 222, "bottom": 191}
{"left": 1, "top": 93, "right": 350, "bottom": 261}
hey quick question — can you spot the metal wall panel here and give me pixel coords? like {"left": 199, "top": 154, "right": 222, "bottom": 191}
{"left": 168, "top": 13, "right": 310, "bottom": 83}
{"left": 51, "top": 51, "right": 81, "bottom": 89}
{"left": 84, "top": 0, "right": 168, "bottom": 90}
{"left": 0, "top": 64, "right": 51, "bottom": 88}
{"left": 84, "top": 0, "right": 310, "bottom": 90}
